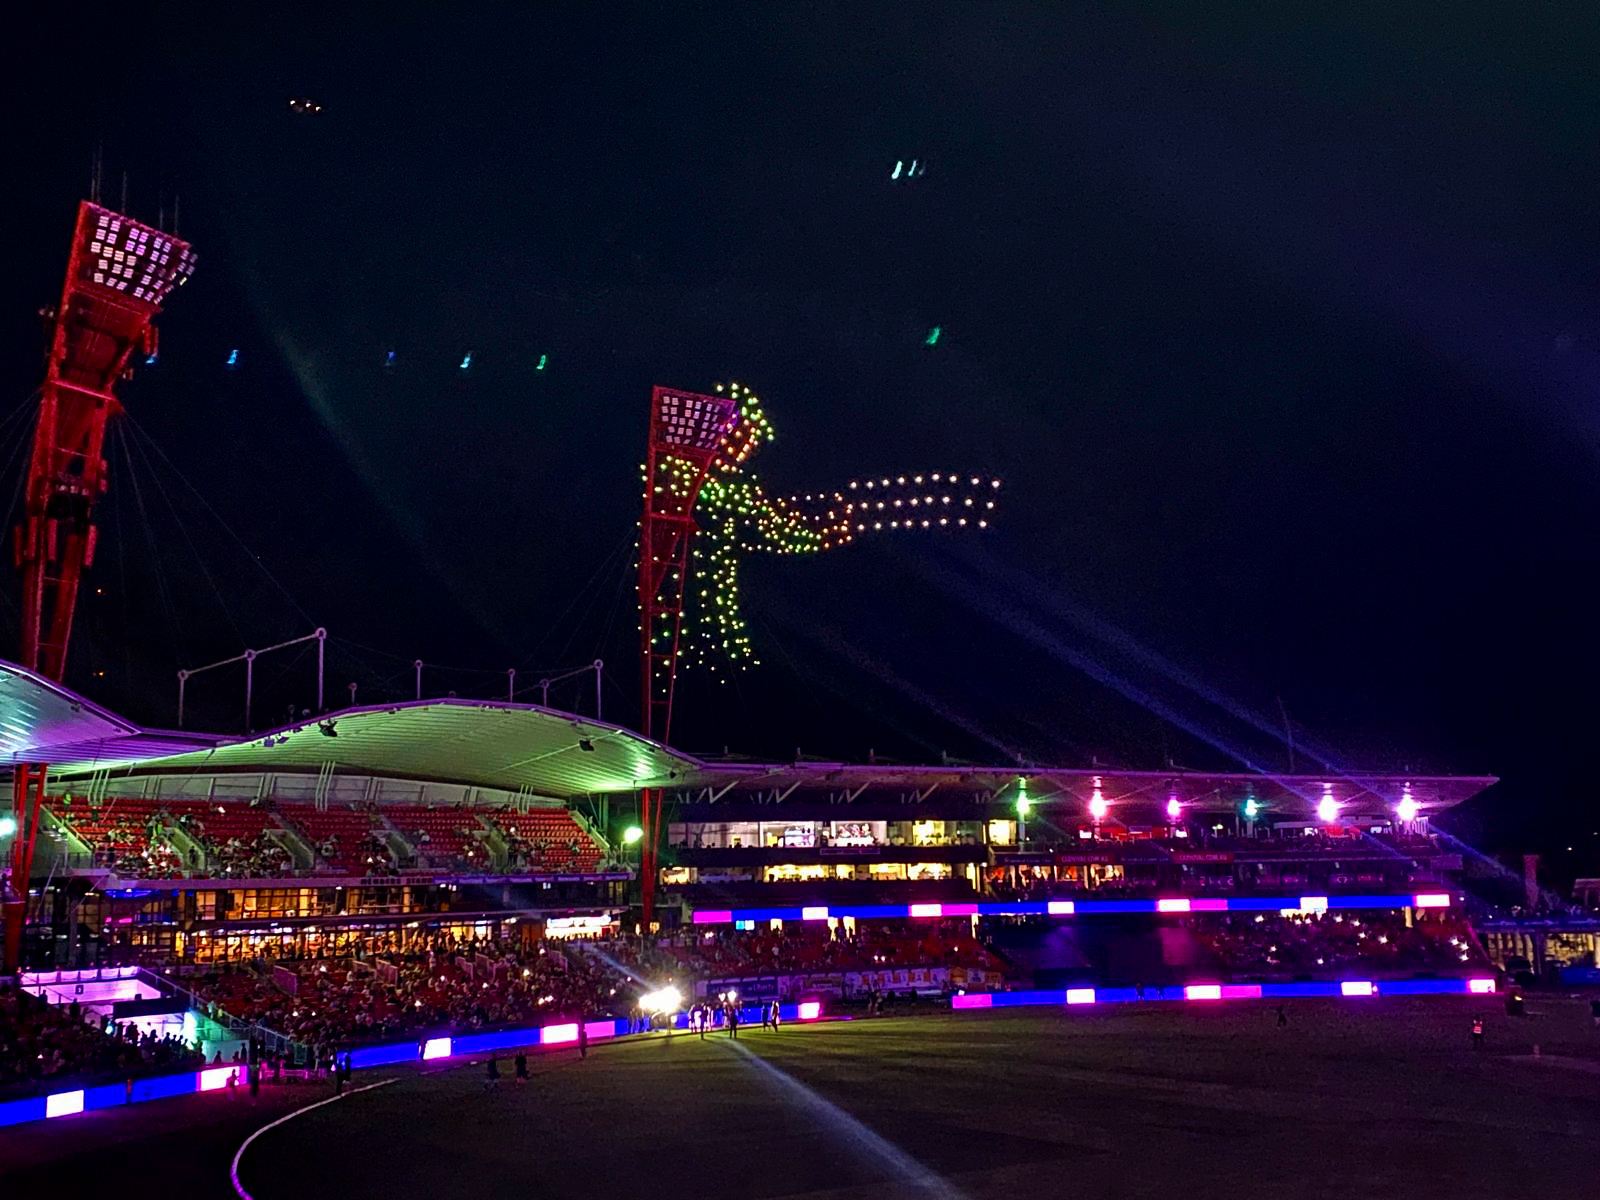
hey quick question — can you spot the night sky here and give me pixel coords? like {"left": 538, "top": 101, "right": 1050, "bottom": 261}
{"left": 7, "top": 6, "right": 1600, "bottom": 872}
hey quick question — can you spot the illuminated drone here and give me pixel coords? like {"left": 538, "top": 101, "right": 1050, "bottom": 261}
{"left": 686, "top": 381, "right": 1001, "bottom": 671}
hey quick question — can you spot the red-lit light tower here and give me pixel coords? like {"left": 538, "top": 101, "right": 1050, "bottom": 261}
{"left": 4, "top": 202, "right": 195, "bottom": 969}
{"left": 636, "top": 387, "right": 739, "bottom": 926}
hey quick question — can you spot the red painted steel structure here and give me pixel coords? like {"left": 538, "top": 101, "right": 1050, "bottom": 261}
{"left": 4, "top": 202, "right": 194, "bottom": 970}
{"left": 636, "top": 387, "right": 739, "bottom": 926}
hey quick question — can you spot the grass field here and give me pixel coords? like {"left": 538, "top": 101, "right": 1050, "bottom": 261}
{"left": 7, "top": 996, "right": 1599, "bottom": 1199}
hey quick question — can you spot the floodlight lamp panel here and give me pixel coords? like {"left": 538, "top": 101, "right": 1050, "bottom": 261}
{"left": 653, "top": 388, "right": 740, "bottom": 451}
{"left": 76, "top": 203, "right": 197, "bottom": 307}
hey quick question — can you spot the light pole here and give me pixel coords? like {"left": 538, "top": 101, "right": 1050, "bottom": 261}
{"left": 622, "top": 826, "right": 645, "bottom": 927}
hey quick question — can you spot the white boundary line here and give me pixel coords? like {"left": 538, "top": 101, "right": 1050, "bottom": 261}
{"left": 230, "top": 1079, "right": 398, "bottom": 1200}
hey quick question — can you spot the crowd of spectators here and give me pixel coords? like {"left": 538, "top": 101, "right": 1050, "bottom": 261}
{"left": 50, "top": 796, "right": 615, "bottom": 881}
{"left": 186, "top": 932, "right": 634, "bottom": 1049}
{"left": 102, "top": 842, "right": 187, "bottom": 879}
{"left": 988, "top": 873, "right": 1154, "bottom": 900}
{"left": 299, "top": 831, "right": 397, "bottom": 876}
{"left": 492, "top": 820, "right": 597, "bottom": 872}
{"left": 1192, "top": 911, "right": 1489, "bottom": 980}
{"left": 402, "top": 819, "right": 485, "bottom": 869}
{"left": 181, "top": 920, "right": 1008, "bottom": 1050}
{"left": 52, "top": 796, "right": 186, "bottom": 878}
{"left": 205, "top": 833, "right": 293, "bottom": 877}
{"left": 0, "top": 983, "right": 204, "bottom": 1097}
{"left": 608, "top": 920, "right": 1007, "bottom": 982}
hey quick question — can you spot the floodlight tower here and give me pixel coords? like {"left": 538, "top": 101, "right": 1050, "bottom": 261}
{"left": 4, "top": 202, "right": 195, "bottom": 970}
{"left": 636, "top": 386, "right": 739, "bottom": 926}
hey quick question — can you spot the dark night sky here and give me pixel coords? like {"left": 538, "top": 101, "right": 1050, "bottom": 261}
{"left": 7, "top": 5, "right": 1600, "bottom": 869}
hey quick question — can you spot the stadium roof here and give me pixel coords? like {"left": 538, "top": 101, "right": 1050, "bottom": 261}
{"left": 661, "top": 761, "right": 1496, "bottom": 819}
{"left": 0, "top": 662, "right": 142, "bottom": 757}
{"left": 673, "top": 762, "right": 1496, "bottom": 802}
{"left": 0, "top": 659, "right": 1496, "bottom": 811}
{"left": 0, "top": 659, "right": 693, "bottom": 799}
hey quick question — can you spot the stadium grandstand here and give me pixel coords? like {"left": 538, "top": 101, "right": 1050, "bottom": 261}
{"left": 12, "top": 640, "right": 1599, "bottom": 1130}
{"left": 2, "top": 649, "right": 1538, "bottom": 1083}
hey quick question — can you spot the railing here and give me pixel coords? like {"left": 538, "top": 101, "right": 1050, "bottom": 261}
{"left": 156, "top": 963, "right": 304, "bottom": 1059}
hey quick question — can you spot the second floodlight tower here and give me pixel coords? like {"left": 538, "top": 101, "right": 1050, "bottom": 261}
{"left": 635, "top": 386, "right": 740, "bottom": 925}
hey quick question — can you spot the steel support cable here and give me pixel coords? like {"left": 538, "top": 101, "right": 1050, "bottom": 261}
{"left": 112, "top": 431, "right": 186, "bottom": 667}
{"left": 0, "top": 388, "right": 41, "bottom": 442}
{"left": 122, "top": 412, "right": 315, "bottom": 626}
{"left": 331, "top": 633, "right": 554, "bottom": 678}
{"left": 601, "top": 668, "right": 640, "bottom": 726}
{"left": 0, "top": 404, "right": 38, "bottom": 620}
{"left": 516, "top": 528, "right": 634, "bottom": 671}
{"left": 325, "top": 633, "right": 592, "bottom": 706}
{"left": 321, "top": 637, "right": 413, "bottom": 699}
{"left": 0, "top": 394, "right": 39, "bottom": 520}
{"left": 123, "top": 417, "right": 245, "bottom": 644}
{"left": 551, "top": 529, "right": 636, "bottom": 671}
{"left": 592, "top": 528, "right": 637, "bottom": 672}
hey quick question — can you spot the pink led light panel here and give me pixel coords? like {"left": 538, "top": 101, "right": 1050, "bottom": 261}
{"left": 798, "top": 1001, "right": 822, "bottom": 1020}
{"left": 909, "top": 903, "right": 943, "bottom": 918}
{"left": 1046, "top": 901, "right": 1075, "bottom": 915}
{"left": 693, "top": 910, "right": 733, "bottom": 925}
{"left": 45, "top": 1090, "right": 84, "bottom": 1118}
{"left": 1156, "top": 898, "right": 1191, "bottom": 913}
{"left": 1414, "top": 893, "right": 1450, "bottom": 908}
{"left": 1340, "top": 981, "right": 1375, "bottom": 997}
{"left": 1219, "top": 984, "right": 1263, "bottom": 999}
{"left": 1467, "top": 978, "right": 1496, "bottom": 994}
{"left": 198, "top": 1066, "right": 238, "bottom": 1092}
{"left": 542, "top": 1023, "right": 580, "bottom": 1045}
{"left": 1065, "top": 988, "right": 1096, "bottom": 1005}
{"left": 802, "top": 906, "right": 829, "bottom": 921}
{"left": 1185, "top": 984, "right": 1223, "bottom": 1001}
{"left": 422, "top": 1037, "right": 452, "bottom": 1060}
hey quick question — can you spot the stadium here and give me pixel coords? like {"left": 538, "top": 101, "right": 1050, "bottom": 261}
{"left": 7, "top": 36, "right": 1600, "bottom": 1200}
{"left": 10, "top": 657, "right": 1600, "bottom": 1199}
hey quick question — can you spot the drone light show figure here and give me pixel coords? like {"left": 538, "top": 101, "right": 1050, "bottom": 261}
{"left": 686, "top": 380, "right": 1001, "bottom": 674}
